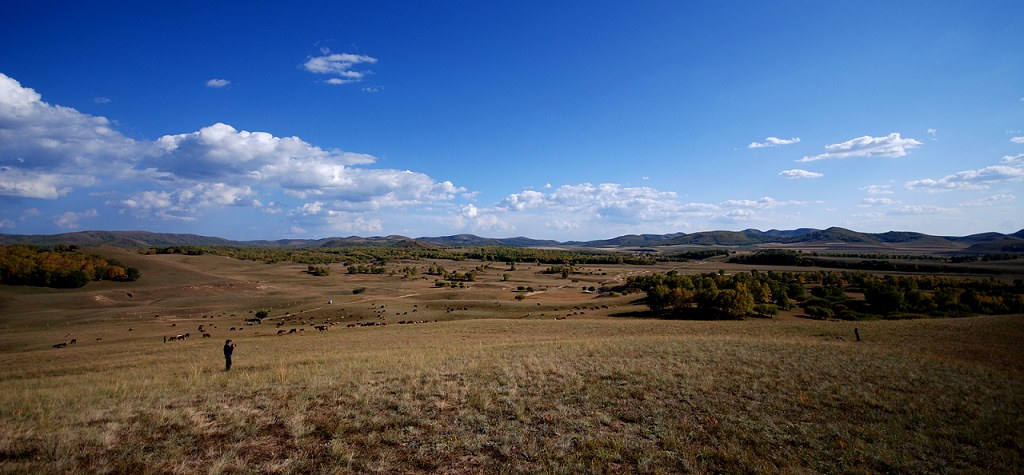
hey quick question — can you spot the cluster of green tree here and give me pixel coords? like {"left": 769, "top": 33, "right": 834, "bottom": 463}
{"left": 810, "top": 252, "right": 946, "bottom": 261}
{"left": 541, "top": 265, "right": 576, "bottom": 278}
{"left": 460, "top": 247, "right": 658, "bottom": 266}
{"left": 660, "top": 249, "right": 732, "bottom": 261}
{"left": 346, "top": 265, "right": 386, "bottom": 274}
{"left": 949, "top": 253, "right": 1021, "bottom": 263}
{"left": 444, "top": 271, "right": 477, "bottom": 282}
{"left": 729, "top": 250, "right": 1004, "bottom": 274}
{"left": 141, "top": 244, "right": 662, "bottom": 268}
{"left": 425, "top": 263, "right": 447, "bottom": 276}
{"left": 728, "top": 250, "right": 812, "bottom": 266}
{"left": 628, "top": 268, "right": 1024, "bottom": 319}
{"left": 0, "top": 245, "right": 140, "bottom": 288}
{"left": 627, "top": 269, "right": 803, "bottom": 319}
{"left": 306, "top": 265, "right": 330, "bottom": 276}
{"left": 852, "top": 273, "right": 1024, "bottom": 317}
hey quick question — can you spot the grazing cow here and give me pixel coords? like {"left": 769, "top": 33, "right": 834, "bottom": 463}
{"left": 277, "top": 329, "right": 286, "bottom": 335}
{"left": 288, "top": 328, "right": 297, "bottom": 334}
{"left": 69, "top": 338, "right": 77, "bottom": 344}
{"left": 315, "top": 325, "right": 328, "bottom": 332}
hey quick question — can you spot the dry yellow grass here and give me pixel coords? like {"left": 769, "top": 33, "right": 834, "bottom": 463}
{"left": 0, "top": 249, "right": 1022, "bottom": 473}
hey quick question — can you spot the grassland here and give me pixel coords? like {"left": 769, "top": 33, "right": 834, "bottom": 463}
{"left": 0, "top": 247, "right": 1022, "bottom": 473}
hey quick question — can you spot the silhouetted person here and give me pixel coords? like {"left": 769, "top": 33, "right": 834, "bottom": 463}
{"left": 223, "top": 339, "right": 236, "bottom": 371}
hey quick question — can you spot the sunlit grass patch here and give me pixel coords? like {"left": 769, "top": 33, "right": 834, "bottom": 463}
{"left": 1, "top": 316, "right": 1021, "bottom": 473}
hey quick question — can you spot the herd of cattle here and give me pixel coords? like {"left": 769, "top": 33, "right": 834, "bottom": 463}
{"left": 51, "top": 299, "right": 602, "bottom": 349}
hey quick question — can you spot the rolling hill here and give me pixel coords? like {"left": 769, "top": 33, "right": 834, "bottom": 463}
{"left": 1, "top": 227, "right": 1022, "bottom": 254}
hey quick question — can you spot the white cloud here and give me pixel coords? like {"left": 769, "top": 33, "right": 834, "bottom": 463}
{"left": 720, "top": 197, "right": 820, "bottom": 209}
{"left": 927, "top": 128, "right": 937, "bottom": 140}
{"left": 1011, "top": 136, "right": 1024, "bottom": 144}
{"left": 1003, "top": 153, "right": 1024, "bottom": 164}
{"left": 113, "top": 183, "right": 255, "bottom": 220}
{"left": 155, "top": 122, "right": 377, "bottom": 180}
{"left": 889, "top": 205, "right": 956, "bottom": 216}
{"left": 53, "top": 209, "right": 98, "bottom": 229}
{"left": 0, "top": 168, "right": 78, "bottom": 199}
{"left": 0, "top": 219, "right": 14, "bottom": 229}
{"left": 485, "top": 182, "right": 824, "bottom": 238}
{"left": 493, "top": 183, "right": 700, "bottom": 231}
{"left": 960, "top": 194, "right": 1016, "bottom": 208}
{"left": 798, "top": 133, "right": 922, "bottom": 162}
{"left": 206, "top": 79, "right": 231, "bottom": 88}
{"left": 748, "top": 136, "right": 800, "bottom": 149}
{"left": 94, "top": 97, "right": 110, "bottom": 104}
{"left": 861, "top": 184, "right": 894, "bottom": 195}
{"left": 905, "top": 165, "right": 1024, "bottom": 191}
{"left": 0, "top": 73, "right": 146, "bottom": 198}
{"left": 778, "top": 169, "right": 823, "bottom": 179}
{"left": 860, "top": 197, "right": 900, "bottom": 206}
{"left": 303, "top": 51, "right": 377, "bottom": 85}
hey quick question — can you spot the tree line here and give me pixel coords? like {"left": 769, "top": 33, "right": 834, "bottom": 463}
{"left": 627, "top": 269, "right": 1024, "bottom": 320}
{"left": 0, "top": 245, "right": 140, "bottom": 288}
{"left": 728, "top": 250, "right": 1012, "bottom": 274}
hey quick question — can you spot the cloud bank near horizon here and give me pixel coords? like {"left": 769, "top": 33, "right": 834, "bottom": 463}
{"left": 0, "top": 72, "right": 1020, "bottom": 239}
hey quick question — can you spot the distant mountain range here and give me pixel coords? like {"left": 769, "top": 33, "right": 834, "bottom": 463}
{"left": 1, "top": 227, "right": 1023, "bottom": 254}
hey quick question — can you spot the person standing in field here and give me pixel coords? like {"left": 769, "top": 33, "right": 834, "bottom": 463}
{"left": 223, "top": 339, "right": 236, "bottom": 371}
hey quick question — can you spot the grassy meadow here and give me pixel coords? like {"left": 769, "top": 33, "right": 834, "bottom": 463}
{"left": 0, "top": 248, "right": 1022, "bottom": 473}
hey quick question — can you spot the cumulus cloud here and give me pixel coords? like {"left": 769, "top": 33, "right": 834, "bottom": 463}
{"left": 889, "top": 205, "right": 956, "bottom": 216}
{"left": 155, "top": 122, "right": 376, "bottom": 179}
{"left": 113, "top": 183, "right": 255, "bottom": 220}
{"left": 798, "top": 133, "right": 922, "bottom": 162}
{"left": 748, "top": 136, "right": 800, "bottom": 149}
{"left": 53, "top": 209, "right": 98, "bottom": 229}
{"left": 1012, "top": 136, "right": 1024, "bottom": 144}
{"left": 303, "top": 51, "right": 377, "bottom": 85}
{"left": 905, "top": 165, "right": 1024, "bottom": 191}
{"left": 483, "top": 182, "right": 824, "bottom": 238}
{"left": 960, "top": 193, "right": 1015, "bottom": 208}
{"left": 523, "top": 183, "right": 685, "bottom": 223}
{"left": 152, "top": 122, "right": 466, "bottom": 214}
{"left": 861, "top": 184, "right": 894, "bottom": 195}
{"left": 1003, "top": 153, "right": 1024, "bottom": 164}
{"left": 860, "top": 197, "right": 900, "bottom": 206}
{"left": 206, "top": 79, "right": 231, "bottom": 88}
{"left": 721, "top": 197, "right": 820, "bottom": 209}
{"left": 778, "top": 169, "right": 823, "bottom": 179}
{"left": 0, "top": 73, "right": 145, "bottom": 198}
{"left": 0, "top": 73, "right": 467, "bottom": 229}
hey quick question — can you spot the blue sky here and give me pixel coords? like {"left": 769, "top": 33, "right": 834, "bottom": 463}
{"left": 1, "top": 1, "right": 1022, "bottom": 241}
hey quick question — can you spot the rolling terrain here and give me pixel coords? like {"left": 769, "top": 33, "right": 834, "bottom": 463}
{"left": 3, "top": 227, "right": 1023, "bottom": 253}
{"left": 0, "top": 240, "right": 1022, "bottom": 472}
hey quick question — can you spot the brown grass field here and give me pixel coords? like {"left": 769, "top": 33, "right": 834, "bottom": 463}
{"left": 0, "top": 247, "right": 1022, "bottom": 473}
